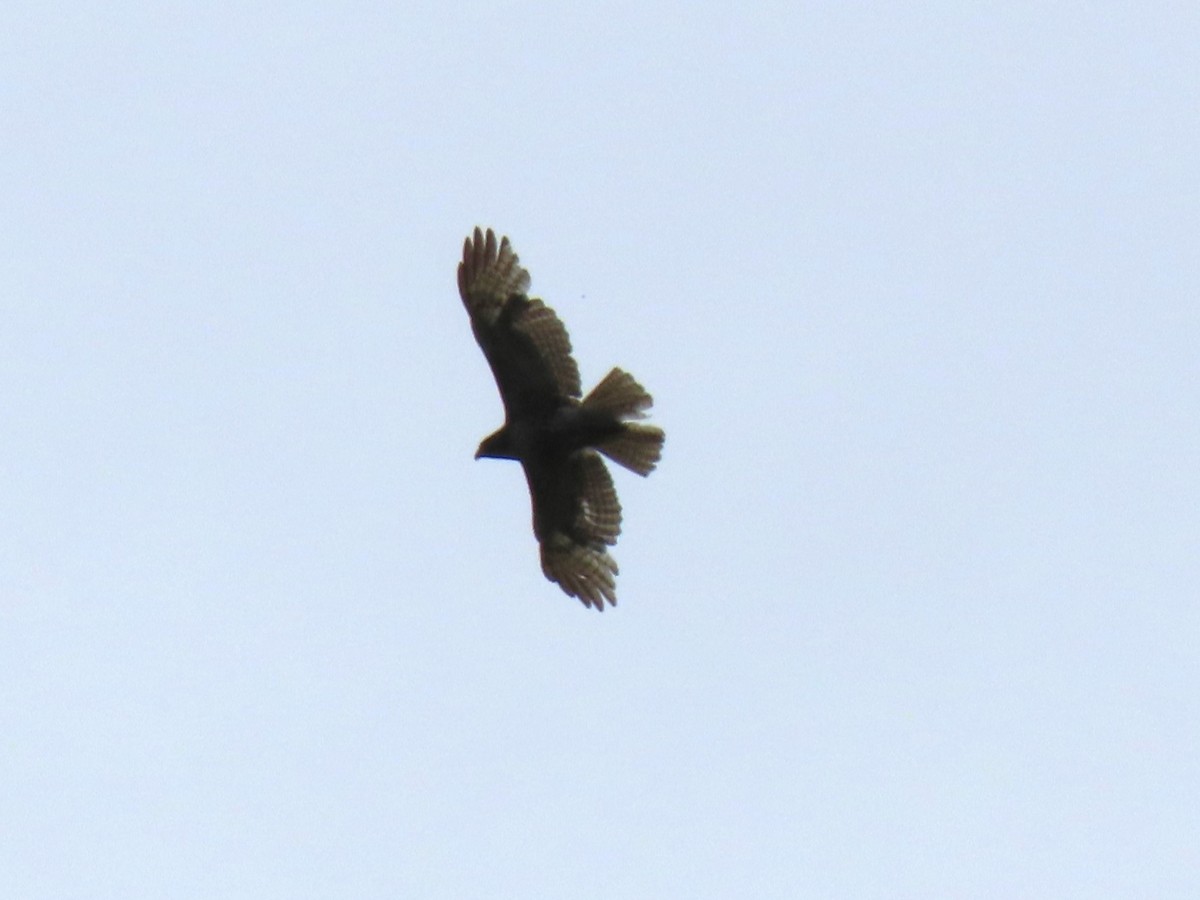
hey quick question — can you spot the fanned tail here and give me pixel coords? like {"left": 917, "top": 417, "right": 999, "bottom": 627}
{"left": 597, "top": 423, "right": 664, "bottom": 476}
{"left": 582, "top": 368, "right": 665, "bottom": 476}
{"left": 582, "top": 368, "right": 652, "bottom": 419}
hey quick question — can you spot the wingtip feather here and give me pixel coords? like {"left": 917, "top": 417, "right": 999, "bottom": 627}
{"left": 540, "top": 535, "right": 619, "bottom": 611}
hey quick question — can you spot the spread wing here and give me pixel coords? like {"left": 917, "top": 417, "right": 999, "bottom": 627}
{"left": 458, "top": 227, "right": 582, "bottom": 419}
{"left": 525, "top": 449, "right": 624, "bottom": 610}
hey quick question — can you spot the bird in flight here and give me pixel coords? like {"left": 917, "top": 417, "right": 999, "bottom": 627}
{"left": 457, "top": 227, "right": 664, "bottom": 610}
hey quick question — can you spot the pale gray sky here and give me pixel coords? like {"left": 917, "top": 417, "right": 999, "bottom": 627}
{"left": 3, "top": 4, "right": 1198, "bottom": 898}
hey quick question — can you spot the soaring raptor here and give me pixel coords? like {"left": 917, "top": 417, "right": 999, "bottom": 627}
{"left": 457, "top": 227, "right": 664, "bottom": 610}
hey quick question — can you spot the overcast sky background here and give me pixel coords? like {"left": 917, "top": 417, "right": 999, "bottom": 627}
{"left": 2, "top": 4, "right": 1197, "bottom": 898}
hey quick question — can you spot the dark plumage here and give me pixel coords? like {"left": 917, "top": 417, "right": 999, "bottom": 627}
{"left": 457, "top": 227, "right": 664, "bottom": 610}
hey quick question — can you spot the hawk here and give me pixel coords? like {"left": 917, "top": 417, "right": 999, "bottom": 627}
{"left": 457, "top": 227, "right": 664, "bottom": 610}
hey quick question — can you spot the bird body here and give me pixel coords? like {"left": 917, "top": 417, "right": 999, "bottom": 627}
{"left": 457, "top": 227, "right": 664, "bottom": 609}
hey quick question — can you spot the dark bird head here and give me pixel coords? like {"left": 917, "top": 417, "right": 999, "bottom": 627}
{"left": 475, "top": 426, "right": 517, "bottom": 461}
